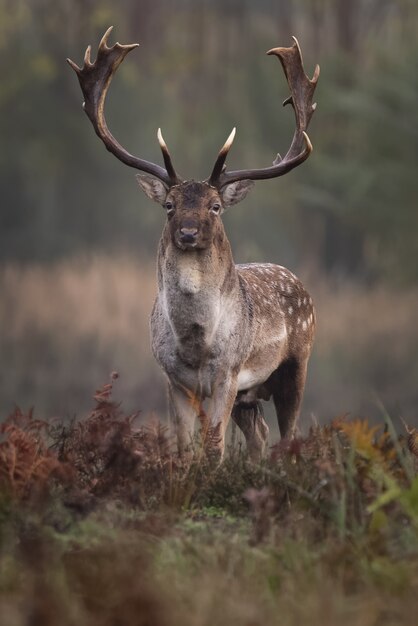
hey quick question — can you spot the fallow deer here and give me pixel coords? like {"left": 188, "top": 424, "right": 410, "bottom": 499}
{"left": 68, "top": 27, "right": 319, "bottom": 459}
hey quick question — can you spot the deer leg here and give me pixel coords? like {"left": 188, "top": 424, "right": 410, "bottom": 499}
{"left": 271, "top": 358, "right": 308, "bottom": 438}
{"left": 167, "top": 383, "right": 198, "bottom": 456}
{"left": 231, "top": 401, "right": 269, "bottom": 460}
{"left": 205, "top": 376, "right": 238, "bottom": 461}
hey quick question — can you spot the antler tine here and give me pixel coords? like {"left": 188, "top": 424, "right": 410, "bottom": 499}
{"left": 84, "top": 45, "right": 92, "bottom": 66}
{"left": 157, "top": 128, "right": 179, "bottom": 184}
{"left": 209, "top": 128, "right": 236, "bottom": 186}
{"left": 98, "top": 25, "right": 115, "bottom": 51}
{"left": 67, "top": 27, "right": 180, "bottom": 187}
{"left": 67, "top": 56, "right": 81, "bottom": 74}
{"left": 209, "top": 38, "right": 319, "bottom": 188}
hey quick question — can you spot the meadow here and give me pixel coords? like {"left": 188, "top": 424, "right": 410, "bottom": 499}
{"left": 0, "top": 373, "right": 418, "bottom": 626}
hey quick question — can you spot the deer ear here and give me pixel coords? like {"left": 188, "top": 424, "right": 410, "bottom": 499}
{"left": 220, "top": 180, "right": 255, "bottom": 207}
{"left": 136, "top": 174, "right": 168, "bottom": 205}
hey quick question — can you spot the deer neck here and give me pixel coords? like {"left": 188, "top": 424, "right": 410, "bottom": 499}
{"left": 156, "top": 235, "right": 240, "bottom": 338}
{"left": 158, "top": 238, "right": 236, "bottom": 295}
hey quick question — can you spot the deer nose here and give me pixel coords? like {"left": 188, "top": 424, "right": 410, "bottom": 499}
{"left": 180, "top": 226, "right": 198, "bottom": 242}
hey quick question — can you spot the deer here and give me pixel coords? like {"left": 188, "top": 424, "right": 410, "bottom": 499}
{"left": 67, "top": 27, "right": 319, "bottom": 460}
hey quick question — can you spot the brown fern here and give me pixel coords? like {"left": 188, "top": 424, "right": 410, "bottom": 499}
{"left": 0, "top": 408, "right": 70, "bottom": 500}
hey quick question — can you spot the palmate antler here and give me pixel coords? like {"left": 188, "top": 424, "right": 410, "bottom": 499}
{"left": 67, "top": 26, "right": 180, "bottom": 187}
{"left": 209, "top": 37, "right": 320, "bottom": 188}
{"left": 68, "top": 29, "right": 319, "bottom": 190}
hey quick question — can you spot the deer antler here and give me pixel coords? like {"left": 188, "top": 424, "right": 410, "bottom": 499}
{"left": 209, "top": 37, "right": 319, "bottom": 188}
{"left": 67, "top": 27, "right": 180, "bottom": 187}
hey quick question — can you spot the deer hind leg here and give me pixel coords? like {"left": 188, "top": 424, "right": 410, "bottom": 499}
{"left": 270, "top": 357, "right": 308, "bottom": 438}
{"left": 231, "top": 400, "right": 269, "bottom": 460}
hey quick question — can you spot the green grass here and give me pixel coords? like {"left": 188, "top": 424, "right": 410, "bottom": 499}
{"left": 1, "top": 378, "right": 418, "bottom": 625}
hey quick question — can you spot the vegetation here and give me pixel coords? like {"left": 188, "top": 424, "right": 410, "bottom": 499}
{"left": 1, "top": 375, "right": 418, "bottom": 625}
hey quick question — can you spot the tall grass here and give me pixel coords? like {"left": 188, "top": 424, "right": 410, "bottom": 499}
{"left": 0, "top": 255, "right": 161, "bottom": 418}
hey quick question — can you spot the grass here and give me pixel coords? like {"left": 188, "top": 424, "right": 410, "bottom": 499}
{"left": 1, "top": 375, "right": 418, "bottom": 625}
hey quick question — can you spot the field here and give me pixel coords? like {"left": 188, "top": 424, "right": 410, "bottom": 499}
{"left": 1, "top": 374, "right": 418, "bottom": 626}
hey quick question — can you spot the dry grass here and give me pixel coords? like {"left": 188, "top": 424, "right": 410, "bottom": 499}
{"left": 0, "top": 255, "right": 161, "bottom": 418}
{"left": 314, "top": 279, "right": 418, "bottom": 352}
{"left": 2, "top": 255, "right": 156, "bottom": 342}
{"left": 311, "top": 277, "right": 418, "bottom": 423}
{"left": 1, "top": 255, "right": 417, "bottom": 425}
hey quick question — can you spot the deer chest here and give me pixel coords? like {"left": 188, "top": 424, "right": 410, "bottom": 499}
{"left": 150, "top": 290, "right": 244, "bottom": 395}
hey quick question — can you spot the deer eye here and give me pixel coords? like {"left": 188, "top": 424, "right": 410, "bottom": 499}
{"left": 210, "top": 203, "right": 221, "bottom": 215}
{"left": 165, "top": 201, "right": 175, "bottom": 215}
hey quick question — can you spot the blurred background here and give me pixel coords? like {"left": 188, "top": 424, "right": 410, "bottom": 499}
{"left": 1, "top": 0, "right": 418, "bottom": 431}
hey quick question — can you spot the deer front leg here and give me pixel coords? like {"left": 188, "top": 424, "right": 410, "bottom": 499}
{"left": 205, "top": 374, "right": 238, "bottom": 461}
{"left": 168, "top": 383, "right": 198, "bottom": 457}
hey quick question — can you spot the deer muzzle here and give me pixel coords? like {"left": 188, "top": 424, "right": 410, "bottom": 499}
{"left": 179, "top": 226, "right": 198, "bottom": 246}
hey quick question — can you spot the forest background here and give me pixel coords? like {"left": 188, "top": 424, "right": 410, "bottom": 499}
{"left": 1, "top": 0, "right": 418, "bottom": 433}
